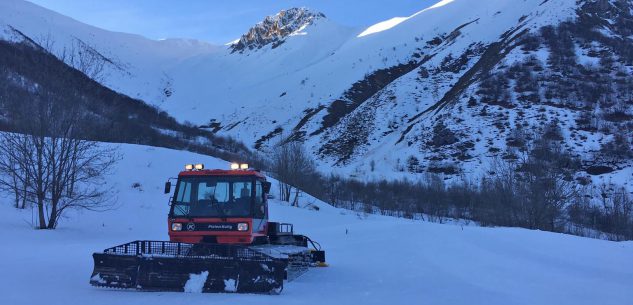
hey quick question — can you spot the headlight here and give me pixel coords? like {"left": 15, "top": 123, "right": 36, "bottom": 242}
{"left": 237, "top": 223, "right": 249, "bottom": 231}
{"left": 171, "top": 223, "right": 182, "bottom": 231}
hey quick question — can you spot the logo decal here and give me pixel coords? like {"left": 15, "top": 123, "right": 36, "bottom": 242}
{"left": 207, "top": 224, "right": 233, "bottom": 230}
{"left": 186, "top": 223, "right": 196, "bottom": 231}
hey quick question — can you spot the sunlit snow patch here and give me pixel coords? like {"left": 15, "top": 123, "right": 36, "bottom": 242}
{"left": 225, "top": 38, "right": 240, "bottom": 46}
{"left": 358, "top": 17, "right": 408, "bottom": 37}
{"left": 427, "top": 0, "right": 456, "bottom": 10}
{"left": 357, "top": 0, "right": 456, "bottom": 37}
{"left": 184, "top": 271, "right": 209, "bottom": 293}
{"left": 289, "top": 23, "right": 310, "bottom": 36}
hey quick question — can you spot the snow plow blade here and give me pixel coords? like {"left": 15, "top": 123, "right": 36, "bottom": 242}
{"left": 89, "top": 241, "right": 287, "bottom": 293}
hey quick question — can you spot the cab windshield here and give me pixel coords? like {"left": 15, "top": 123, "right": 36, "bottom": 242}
{"left": 170, "top": 176, "right": 263, "bottom": 218}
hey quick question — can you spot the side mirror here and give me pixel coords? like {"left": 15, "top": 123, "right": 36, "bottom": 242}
{"left": 164, "top": 181, "right": 171, "bottom": 194}
{"left": 263, "top": 181, "right": 271, "bottom": 194}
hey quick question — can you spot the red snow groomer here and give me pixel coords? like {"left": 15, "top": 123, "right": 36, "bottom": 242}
{"left": 89, "top": 163, "right": 326, "bottom": 294}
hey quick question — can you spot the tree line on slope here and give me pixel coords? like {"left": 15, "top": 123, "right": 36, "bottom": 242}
{"left": 271, "top": 127, "right": 633, "bottom": 241}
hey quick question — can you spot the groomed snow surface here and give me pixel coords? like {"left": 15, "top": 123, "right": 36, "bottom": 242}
{"left": 0, "top": 143, "right": 631, "bottom": 305}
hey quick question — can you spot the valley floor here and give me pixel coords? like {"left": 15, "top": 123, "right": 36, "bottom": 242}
{"left": 0, "top": 144, "right": 631, "bottom": 305}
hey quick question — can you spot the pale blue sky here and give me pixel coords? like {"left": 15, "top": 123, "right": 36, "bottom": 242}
{"left": 27, "top": 0, "right": 436, "bottom": 44}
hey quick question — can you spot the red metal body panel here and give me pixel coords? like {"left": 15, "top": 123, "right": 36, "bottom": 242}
{"left": 169, "top": 169, "right": 269, "bottom": 245}
{"left": 168, "top": 217, "right": 267, "bottom": 244}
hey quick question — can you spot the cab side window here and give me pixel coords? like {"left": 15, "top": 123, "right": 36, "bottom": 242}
{"left": 254, "top": 181, "right": 265, "bottom": 218}
{"left": 173, "top": 180, "right": 192, "bottom": 216}
{"left": 176, "top": 181, "right": 192, "bottom": 203}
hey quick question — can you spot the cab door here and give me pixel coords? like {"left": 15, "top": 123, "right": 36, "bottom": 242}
{"left": 252, "top": 179, "right": 267, "bottom": 233}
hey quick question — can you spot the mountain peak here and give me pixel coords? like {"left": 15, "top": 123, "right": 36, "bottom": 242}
{"left": 230, "top": 7, "right": 326, "bottom": 52}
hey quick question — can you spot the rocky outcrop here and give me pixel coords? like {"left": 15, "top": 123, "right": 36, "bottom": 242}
{"left": 230, "top": 8, "right": 325, "bottom": 52}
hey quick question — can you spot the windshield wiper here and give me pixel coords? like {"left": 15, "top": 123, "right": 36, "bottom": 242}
{"left": 173, "top": 203, "right": 189, "bottom": 216}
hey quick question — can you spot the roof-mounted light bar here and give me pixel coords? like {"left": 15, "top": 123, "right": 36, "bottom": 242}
{"left": 186, "top": 163, "right": 251, "bottom": 171}
{"left": 230, "top": 163, "right": 249, "bottom": 170}
{"left": 185, "top": 163, "right": 205, "bottom": 171}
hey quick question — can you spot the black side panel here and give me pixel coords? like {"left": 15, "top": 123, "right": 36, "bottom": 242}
{"left": 137, "top": 256, "right": 286, "bottom": 293}
{"left": 90, "top": 253, "right": 140, "bottom": 288}
{"left": 89, "top": 241, "right": 287, "bottom": 293}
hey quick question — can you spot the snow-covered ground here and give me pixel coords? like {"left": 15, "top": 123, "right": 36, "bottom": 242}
{"left": 0, "top": 143, "right": 631, "bottom": 305}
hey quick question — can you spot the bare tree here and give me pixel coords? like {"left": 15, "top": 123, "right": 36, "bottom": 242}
{"left": 0, "top": 132, "right": 31, "bottom": 209}
{"left": 0, "top": 72, "right": 118, "bottom": 229}
{"left": 271, "top": 138, "right": 316, "bottom": 206}
{"left": 43, "top": 109, "right": 118, "bottom": 228}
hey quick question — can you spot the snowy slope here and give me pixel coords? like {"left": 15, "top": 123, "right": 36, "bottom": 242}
{"left": 164, "top": 0, "right": 577, "bottom": 139}
{"left": 0, "top": 0, "right": 219, "bottom": 104}
{"left": 0, "top": 143, "right": 631, "bottom": 305}
{"left": 2, "top": 0, "right": 632, "bottom": 190}
{"left": 0, "top": 0, "right": 569, "bottom": 130}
